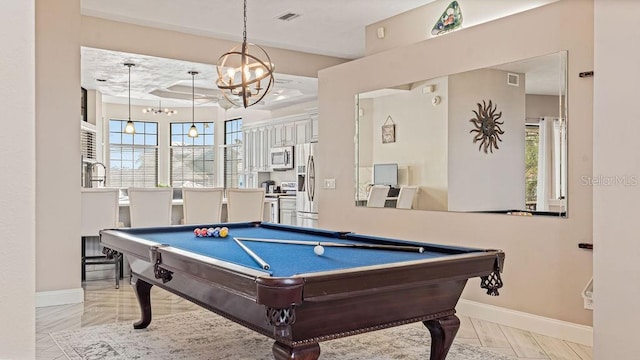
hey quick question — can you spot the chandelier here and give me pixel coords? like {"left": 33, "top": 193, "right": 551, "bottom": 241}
{"left": 215, "top": 0, "right": 274, "bottom": 108}
{"left": 143, "top": 100, "right": 177, "bottom": 116}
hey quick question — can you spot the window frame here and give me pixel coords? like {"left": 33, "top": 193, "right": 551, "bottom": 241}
{"left": 107, "top": 119, "right": 159, "bottom": 188}
{"left": 169, "top": 121, "right": 216, "bottom": 188}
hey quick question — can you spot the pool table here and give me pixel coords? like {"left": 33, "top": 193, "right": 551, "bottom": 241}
{"left": 100, "top": 222, "right": 504, "bottom": 360}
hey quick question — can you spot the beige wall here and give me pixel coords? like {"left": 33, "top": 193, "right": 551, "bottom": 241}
{"left": 36, "top": 0, "right": 82, "bottom": 295}
{"left": 365, "top": 0, "right": 558, "bottom": 57}
{"left": 0, "top": 0, "right": 36, "bottom": 357}
{"left": 81, "top": 16, "right": 347, "bottom": 78}
{"left": 526, "top": 94, "right": 562, "bottom": 119}
{"left": 593, "top": 0, "right": 640, "bottom": 357}
{"left": 319, "top": 0, "right": 593, "bottom": 326}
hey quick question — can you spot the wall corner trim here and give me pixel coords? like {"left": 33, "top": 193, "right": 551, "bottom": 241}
{"left": 457, "top": 299, "right": 593, "bottom": 346}
{"left": 35, "top": 288, "right": 84, "bottom": 308}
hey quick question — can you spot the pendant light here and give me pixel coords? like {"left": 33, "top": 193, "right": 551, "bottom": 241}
{"left": 215, "top": 0, "right": 274, "bottom": 108}
{"left": 124, "top": 63, "right": 136, "bottom": 134}
{"left": 187, "top": 71, "right": 199, "bottom": 138}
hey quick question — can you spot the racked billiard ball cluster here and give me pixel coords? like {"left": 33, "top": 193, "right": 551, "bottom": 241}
{"left": 194, "top": 226, "right": 229, "bottom": 238}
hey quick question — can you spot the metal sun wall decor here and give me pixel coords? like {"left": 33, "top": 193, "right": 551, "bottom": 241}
{"left": 469, "top": 100, "right": 504, "bottom": 154}
{"left": 432, "top": 1, "right": 463, "bottom": 36}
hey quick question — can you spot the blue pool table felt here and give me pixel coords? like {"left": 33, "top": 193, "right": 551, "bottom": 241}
{"left": 122, "top": 224, "right": 481, "bottom": 277}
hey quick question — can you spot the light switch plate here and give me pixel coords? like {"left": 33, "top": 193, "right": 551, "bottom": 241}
{"left": 324, "top": 178, "right": 336, "bottom": 189}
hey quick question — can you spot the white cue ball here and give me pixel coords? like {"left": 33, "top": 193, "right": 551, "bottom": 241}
{"left": 314, "top": 245, "right": 325, "bottom": 256}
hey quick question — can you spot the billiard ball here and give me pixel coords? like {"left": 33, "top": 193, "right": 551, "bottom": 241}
{"left": 314, "top": 245, "right": 325, "bottom": 256}
{"left": 219, "top": 227, "right": 229, "bottom": 238}
{"left": 193, "top": 228, "right": 200, "bottom": 236}
{"left": 206, "top": 227, "right": 215, "bottom": 237}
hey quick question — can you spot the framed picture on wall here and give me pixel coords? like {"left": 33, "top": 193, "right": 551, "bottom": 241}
{"left": 382, "top": 115, "right": 396, "bottom": 143}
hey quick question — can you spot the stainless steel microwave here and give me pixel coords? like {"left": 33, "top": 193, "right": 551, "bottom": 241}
{"left": 270, "top": 146, "right": 294, "bottom": 170}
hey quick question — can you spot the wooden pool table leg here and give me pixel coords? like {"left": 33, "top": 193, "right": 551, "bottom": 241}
{"left": 423, "top": 314, "right": 460, "bottom": 360}
{"left": 272, "top": 341, "right": 320, "bottom": 360}
{"left": 132, "top": 277, "right": 154, "bottom": 329}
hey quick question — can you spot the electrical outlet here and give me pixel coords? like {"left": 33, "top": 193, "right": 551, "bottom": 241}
{"left": 324, "top": 178, "right": 336, "bottom": 189}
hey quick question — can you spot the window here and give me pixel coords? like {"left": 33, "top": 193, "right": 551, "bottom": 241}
{"left": 108, "top": 119, "right": 158, "bottom": 187}
{"left": 525, "top": 125, "right": 539, "bottom": 210}
{"left": 223, "top": 118, "right": 243, "bottom": 189}
{"left": 170, "top": 122, "right": 215, "bottom": 187}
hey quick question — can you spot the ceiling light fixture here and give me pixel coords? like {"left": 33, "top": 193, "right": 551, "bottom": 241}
{"left": 215, "top": 0, "right": 274, "bottom": 108}
{"left": 143, "top": 100, "right": 177, "bottom": 116}
{"left": 188, "top": 71, "right": 199, "bottom": 138}
{"left": 124, "top": 63, "right": 136, "bottom": 134}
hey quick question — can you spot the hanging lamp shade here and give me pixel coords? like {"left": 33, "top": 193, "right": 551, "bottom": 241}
{"left": 124, "top": 63, "right": 135, "bottom": 134}
{"left": 187, "top": 71, "right": 199, "bottom": 138}
{"left": 215, "top": 0, "right": 274, "bottom": 108}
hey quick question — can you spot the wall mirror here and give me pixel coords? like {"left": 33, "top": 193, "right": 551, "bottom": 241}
{"left": 355, "top": 51, "right": 567, "bottom": 217}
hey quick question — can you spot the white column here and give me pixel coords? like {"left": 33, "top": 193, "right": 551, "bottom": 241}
{"left": 593, "top": 0, "right": 640, "bottom": 357}
{"left": 0, "top": 0, "right": 36, "bottom": 357}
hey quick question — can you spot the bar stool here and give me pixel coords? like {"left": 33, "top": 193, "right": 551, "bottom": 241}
{"left": 226, "top": 188, "right": 265, "bottom": 222}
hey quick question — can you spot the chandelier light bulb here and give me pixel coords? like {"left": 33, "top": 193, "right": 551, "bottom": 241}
{"left": 188, "top": 124, "right": 198, "bottom": 138}
{"left": 215, "top": 0, "right": 274, "bottom": 108}
{"left": 124, "top": 120, "right": 135, "bottom": 134}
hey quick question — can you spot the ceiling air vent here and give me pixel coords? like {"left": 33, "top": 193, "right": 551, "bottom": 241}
{"left": 276, "top": 12, "right": 301, "bottom": 21}
{"left": 507, "top": 73, "right": 519, "bottom": 86}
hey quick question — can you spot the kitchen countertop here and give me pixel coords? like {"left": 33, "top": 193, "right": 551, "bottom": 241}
{"left": 118, "top": 197, "right": 278, "bottom": 206}
{"left": 265, "top": 193, "right": 296, "bottom": 198}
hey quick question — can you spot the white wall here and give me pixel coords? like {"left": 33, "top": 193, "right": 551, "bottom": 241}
{"left": 319, "top": 1, "right": 594, "bottom": 328}
{"left": 0, "top": 1, "right": 36, "bottom": 357}
{"left": 593, "top": 0, "right": 640, "bottom": 357}
{"left": 448, "top": 68, "right": 526, "bottom": 211}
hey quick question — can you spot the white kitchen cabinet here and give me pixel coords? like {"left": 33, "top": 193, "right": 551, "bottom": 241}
{"left": 242, "top": 129, "right": 252, "bottom": 173}
{"left": 279, "top": 197, "right": 297, "bottom": 225}
{"left": 251, "top": 128, "right": 259, "bottom": 172}
{"left": 309, "top": 113, "right": 318, "bottom": 142}
{"left": 271, "top": 124, "right": 284, "bottom": 147}
{"left": 242, "top": 108, "right": 318, "bottom": 174}
{"left": 283, "top": 122, "right": 296, "bottom": 146}
{"left": 295, "top": 121, "right": 308, "bottom": 144}
{"left": 256, "top": 127, "right": 270, "bottom": 171}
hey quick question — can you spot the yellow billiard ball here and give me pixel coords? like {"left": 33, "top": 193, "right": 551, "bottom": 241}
{"left": 219, "top": 227, "right": 229, "bottom": 238}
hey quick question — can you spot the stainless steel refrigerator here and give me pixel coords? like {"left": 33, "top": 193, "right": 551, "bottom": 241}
{"left": 296, "top": 143, "right": 318, "bottom": 228}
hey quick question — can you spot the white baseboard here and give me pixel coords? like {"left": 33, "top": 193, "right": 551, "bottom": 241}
{"left": 35, "top": 288, "right": 84, "bottom": 308}
{"left": 457, "top": 299, "right": 593, "bottom": 346}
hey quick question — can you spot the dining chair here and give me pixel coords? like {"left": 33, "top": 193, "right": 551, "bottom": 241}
{"left": 226, "top": 188, "right": 266, "bottom": 222}
{"left": 366, "top": 185, "right": 390, "bottom": 208}
{"left": 81, "top": 187, "right": 122, "bottom": 288}
{"left": 396, "top": 186, "right": 418, "bottom": 209}
{"left": 128, "top": 187, "right": 173, "bottom": 227}
{"left": 182, "top": 187, "right": 225, "bottom": 225}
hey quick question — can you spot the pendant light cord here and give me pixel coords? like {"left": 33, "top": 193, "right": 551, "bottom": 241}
{"left": 243, "top": 0, "right": 247, "bottom": 44}
{"left": 192, "top": 72, "right": 195, "bottom": 125}
{"left": 128, "top": 64, "right": 131, "bottom": 121}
